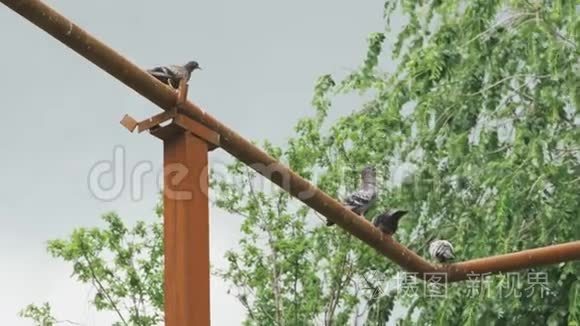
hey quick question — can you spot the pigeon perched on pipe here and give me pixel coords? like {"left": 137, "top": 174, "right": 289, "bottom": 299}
{"left": 327, "top": 165, "right": 377, "bottom": 226}
{"left": 429, "top": 240, "right": 455, "bottom": 263}
{"left": 372, "top": 210, "right": 408, "bottom": 235}
{"left": 147, "top": 61, "right": 201, "bottom": 89}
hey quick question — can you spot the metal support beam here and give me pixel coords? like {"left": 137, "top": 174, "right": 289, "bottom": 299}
{"left": 452, "top": 241, "right": 580, "bottom": 275}
{"left": 155, "top": 122, "right": 211, "bottom": 326}
{"left": 2, "top": 0, "right": 579, "bottom": 285}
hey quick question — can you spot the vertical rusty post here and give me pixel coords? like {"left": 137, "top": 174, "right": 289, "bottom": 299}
{"left": 163, "top": 131, "right": 210, "bottom": 326}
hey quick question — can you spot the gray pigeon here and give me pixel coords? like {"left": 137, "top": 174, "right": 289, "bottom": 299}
{"left": 147, "top": 61, "right": 201, "bottom": 88}
{"left": 429, "top": 240, "right": 455, "bottom": 263}
{"left": 327, "top": 165, "right": 377, "bottom": 226}
{"left": 372, "top": 210, "right": 408, "bottom": 235}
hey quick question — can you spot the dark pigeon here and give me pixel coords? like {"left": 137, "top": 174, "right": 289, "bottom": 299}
{"left": 372, "top": 210, "right": 408, "bottom": 235}
{"left": 327, "top": 165, "right": 378, "bottom": 226}
{"left": 147, "top": 61, "right": 201, "bottom": 88}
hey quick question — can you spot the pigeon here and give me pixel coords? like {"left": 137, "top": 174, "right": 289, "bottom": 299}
{"left": 147, "top": 61, "right": 201, "bottom": 89}
{"left": 429, "top": 240, "right": 455, "bottom": 263}
{"left": 327, "top": 165, "right": 377, "bottom": 226}
{"left": 372, "top": 210, "right": 408, "bottom": 235}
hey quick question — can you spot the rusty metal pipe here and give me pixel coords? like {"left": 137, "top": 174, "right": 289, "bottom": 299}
{"left": 450, "top": 241, "right": 580, "bottom": 276}
{"left": 2, "top": 0, "right": 579, "bottom": 282}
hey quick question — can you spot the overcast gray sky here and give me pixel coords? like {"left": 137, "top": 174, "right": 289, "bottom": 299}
{"left": 0, "top": 0, "right": 387, "bottom": 324}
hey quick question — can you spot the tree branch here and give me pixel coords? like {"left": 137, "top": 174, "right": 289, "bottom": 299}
{"left": 80, "top": 251, "right": 128, "bottom": 326}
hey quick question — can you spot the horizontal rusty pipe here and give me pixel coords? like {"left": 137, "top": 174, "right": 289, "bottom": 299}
{"left": 450, "top": 241, "right": 580, "bottom": 276}
{"left": 2, "top": 0, "right": 579, "bottom": 282}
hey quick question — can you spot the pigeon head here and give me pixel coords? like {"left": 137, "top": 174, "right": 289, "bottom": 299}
{"left": 374, "top": 209, "right": 408, "bottom": 235}
{"left": 361, "top": 165, "right": 376, "bottom": 184}
{"left": 185, "top": 61, "right": 201, "bottom": 72}
{"left": 389, "top": 210, "right": 408, "bottom": 221}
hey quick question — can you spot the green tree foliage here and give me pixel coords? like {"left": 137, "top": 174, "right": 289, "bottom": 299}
{"left": 214, "top": 0, "right": 580, "bottom": 324}
{"left": 21, "top": 208, "right": 165, "bottom": 326}
{"left": 19, "top": 303, "right": 57, "bottom": 326}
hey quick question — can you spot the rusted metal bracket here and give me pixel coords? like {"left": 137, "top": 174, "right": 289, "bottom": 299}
{"left": 150, "top": 113, "right": 220, "bottom": 151}
{"left": 121, "top": 78, "right": 188, "bottom": 132}
{"left": 137, "top": 107, "right": 178, "bottom": 133}
{"left": 176, "top": 78, "right": 188, "bottom": 107}
{"left": 122, "top": 108, "right": 219, "bottom": 151}
{"left": 120, "top": 114, "right": 138, "bottom": 132}
{"left": 120, "top": 80, "right": 218, "bottom": 149}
